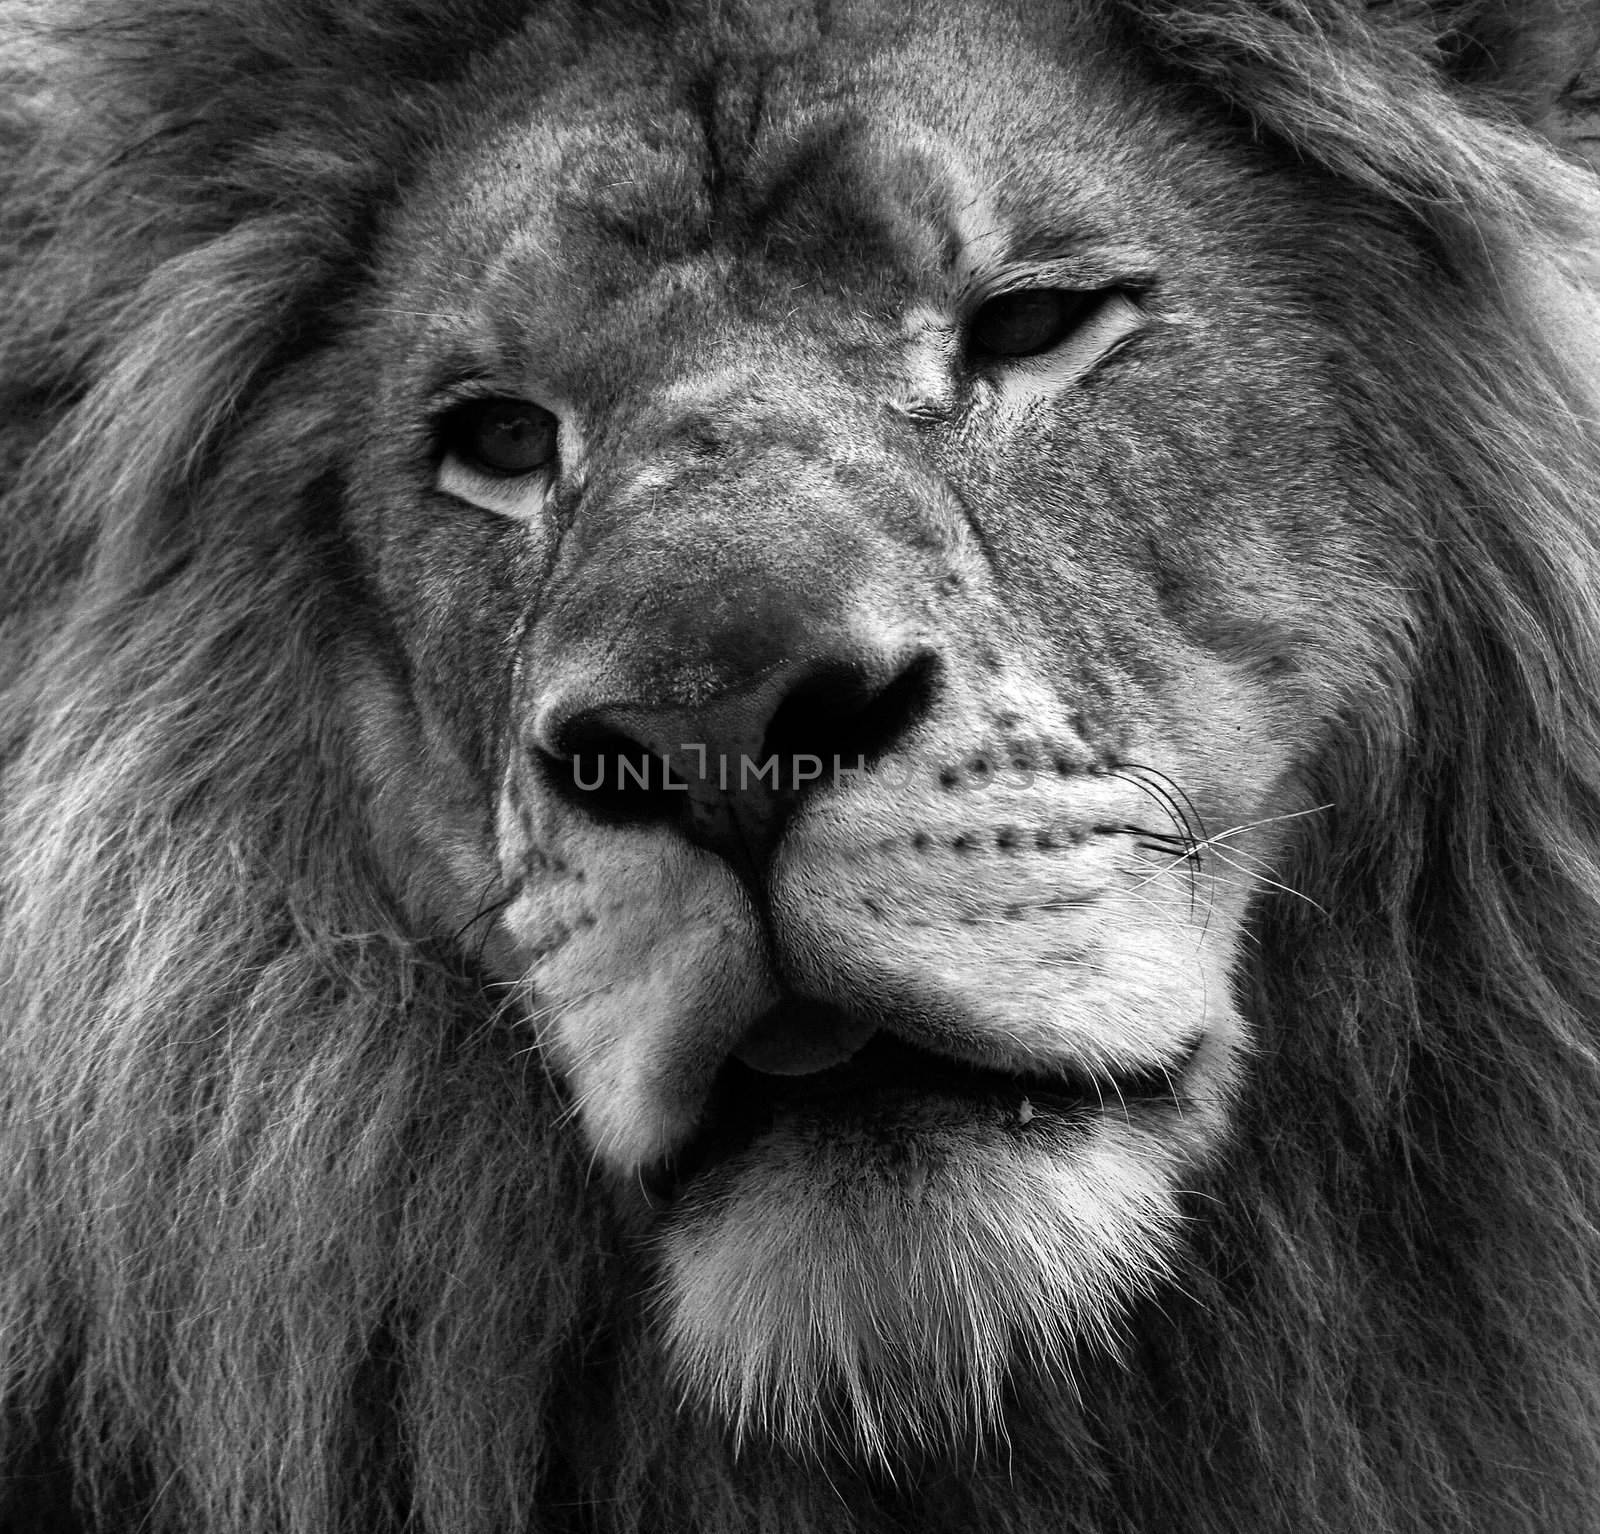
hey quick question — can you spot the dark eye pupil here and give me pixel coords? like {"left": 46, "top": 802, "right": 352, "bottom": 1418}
{"left": 969, "top": 289, "right": 1081, "bottom": 359}
{"left": 452, "top": 398, "right": 559, "bottom": 475}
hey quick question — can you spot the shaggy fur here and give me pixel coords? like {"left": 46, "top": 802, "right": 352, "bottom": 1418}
{"left": 4, "top": 1, "right": 1600, "bottom": 1530}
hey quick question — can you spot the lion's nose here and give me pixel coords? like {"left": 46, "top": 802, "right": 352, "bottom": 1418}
{"left": 532, "top": 644, "right": 938, "bottom": 879}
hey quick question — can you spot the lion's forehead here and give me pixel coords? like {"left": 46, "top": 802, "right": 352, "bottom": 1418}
{"left": 397, "top": 0, "right": 1144, "bottom": 356}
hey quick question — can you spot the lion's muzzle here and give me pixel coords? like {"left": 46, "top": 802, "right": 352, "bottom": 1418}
{"left": 520, "top": 389, "right": 965, "bottom": 880}
{"left": 490, "top": 392, "right": 1237, "bottom": 1187}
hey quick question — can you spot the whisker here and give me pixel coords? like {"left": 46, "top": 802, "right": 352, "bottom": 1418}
{"left": 1110, "top": 764, "right": 1212, "bottom": 921}
{"left": 450, "top": 884, "right": 511, "bottom": 947}
{"left": 1203, "top": 845, "right": 1328, "bottom": 914}
{"left": 1123, "top": 825, "right": 1328, "bottom": 916}
{"left": 1119, "top": 762, "right": 1210, "bottom": 845}
{"left": 1109, "top": 771, "right": 1198, "bottom": 850}
{"left": 1192, "top": 802, "right": 1335, "bottom": 848}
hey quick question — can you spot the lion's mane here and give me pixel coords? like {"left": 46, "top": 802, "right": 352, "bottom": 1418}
{"left": 4, "top": 2, "right": 1600, "bottom": 1530}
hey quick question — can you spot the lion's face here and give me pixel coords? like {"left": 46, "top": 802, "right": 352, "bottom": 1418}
{"left": 337, "top": 0, "right": 1400, "bottom": 1456}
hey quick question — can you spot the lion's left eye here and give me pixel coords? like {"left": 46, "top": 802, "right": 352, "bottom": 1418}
{"left": 968, "top": 289, "right": 1095, "bottom": 360}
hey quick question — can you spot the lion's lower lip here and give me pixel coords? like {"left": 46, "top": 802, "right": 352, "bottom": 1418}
{"left": 735, "top": 1032, "right": 1105, "bottom": 1106}
{"left": 647, "top": 1030, "right": 1193, "bottom": 1203}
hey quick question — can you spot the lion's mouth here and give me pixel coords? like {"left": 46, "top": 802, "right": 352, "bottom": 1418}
{"left": 647, "top": 1002, "right": 1197, "bottom": 1203}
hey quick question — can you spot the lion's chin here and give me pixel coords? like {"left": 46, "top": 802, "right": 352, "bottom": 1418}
{"left": 654, "top": 1054, "right": 1189, "bottom": 1464}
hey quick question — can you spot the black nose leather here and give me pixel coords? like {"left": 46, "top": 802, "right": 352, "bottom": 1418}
{"left": 534, "top": 644, "right": 937, "bottom": 877}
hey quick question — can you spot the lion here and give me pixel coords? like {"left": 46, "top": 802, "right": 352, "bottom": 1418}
{"left": 4, "top": 0, "right": 1600, "bottom": 1528}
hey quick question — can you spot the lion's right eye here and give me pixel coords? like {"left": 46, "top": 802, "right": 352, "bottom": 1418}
{"left": 440, "top": 397, "right": 560, "bottom": 477}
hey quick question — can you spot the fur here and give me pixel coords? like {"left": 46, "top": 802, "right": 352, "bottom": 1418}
{"left": 4, "top": 1, "right": 1600, "bottom": 1530}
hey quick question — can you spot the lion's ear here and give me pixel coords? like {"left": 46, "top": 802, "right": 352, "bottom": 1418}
{"left": 1422, "top": 0, "right": 1600, "bottom": 128}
